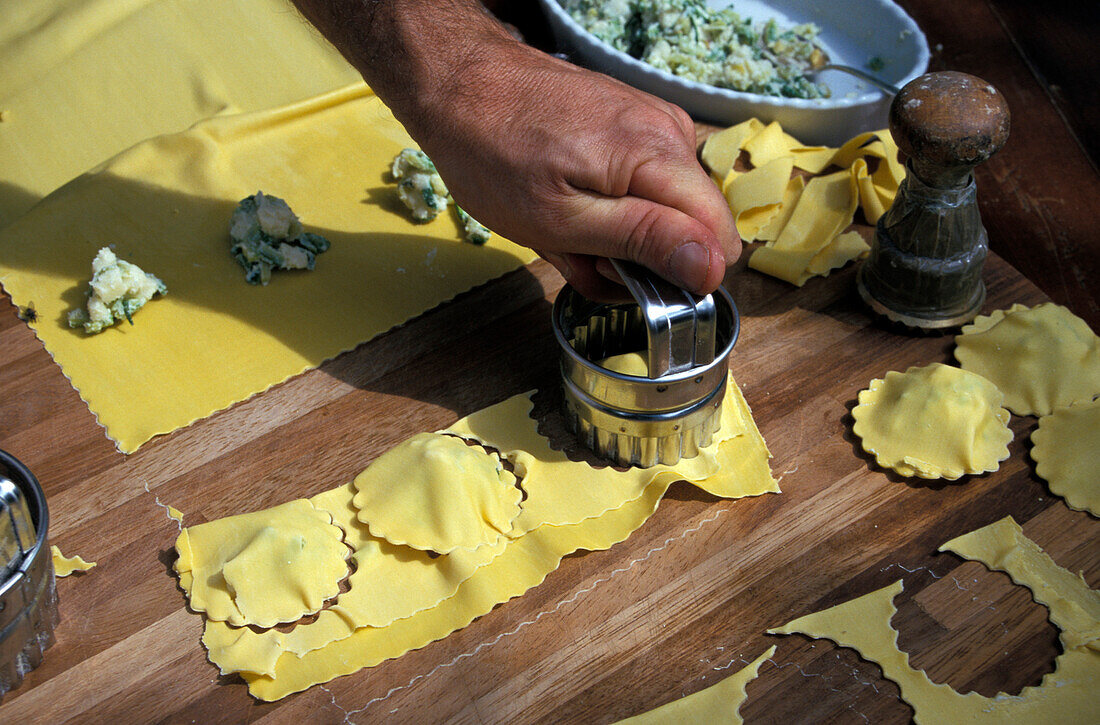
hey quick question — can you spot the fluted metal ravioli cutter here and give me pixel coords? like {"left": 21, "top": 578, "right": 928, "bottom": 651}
{"left": 0, "top": 449, "right": 58, "bottom": 699}
{"left": 553, "top": 259, "right": 739, "bottom": 468}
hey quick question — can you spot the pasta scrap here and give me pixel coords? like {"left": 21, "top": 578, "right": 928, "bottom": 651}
{"left": 769, "top": 517, "right": 1100, "bottom": 723}
{"left": 51, "top": 545, "right": 96, "bottom": 577}
{"left": 701, "top": 119, "right": 902, "bottom": 285}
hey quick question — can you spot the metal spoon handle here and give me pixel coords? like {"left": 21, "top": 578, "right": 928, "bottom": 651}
{"left": 816, "top": 64, "right": 900, "bottom": 95}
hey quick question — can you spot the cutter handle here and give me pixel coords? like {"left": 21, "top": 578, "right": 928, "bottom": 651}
{"left": 610, "top": 259, "right": 717, "bottom": 377}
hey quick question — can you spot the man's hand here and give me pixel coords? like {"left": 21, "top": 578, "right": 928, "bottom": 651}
{"left": 292, "top": 0, "right": 740, "bottom": 299}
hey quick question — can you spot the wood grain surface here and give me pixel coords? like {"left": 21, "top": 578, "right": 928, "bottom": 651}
{"left": 1, "top": 248, "right": 1096, "bottom": 723}
{"left": 2, "top": 0, "right": 1099, "bottom": 723}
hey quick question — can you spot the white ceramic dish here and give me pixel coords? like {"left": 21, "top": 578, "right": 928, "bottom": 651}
{"left": 539, "top": 0, "right": 930, "bottom": 145}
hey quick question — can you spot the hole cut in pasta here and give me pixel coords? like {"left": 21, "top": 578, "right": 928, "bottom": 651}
{"left": 892, "top": 560, "right": 1061, "bottom": 697}
{"left": 770, "top": 517, "right": 1099, "bottom": 722}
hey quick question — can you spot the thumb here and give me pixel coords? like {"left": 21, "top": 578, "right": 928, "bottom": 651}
{"left": 560, "top": 193, "right": 727, "bottom": 294}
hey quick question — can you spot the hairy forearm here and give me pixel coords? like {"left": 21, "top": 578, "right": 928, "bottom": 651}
{"left": 289, "top": 0, "right": 515, "bottom": 139}
{"left": 289, "top": 0, "right": 739, "bottom": 297}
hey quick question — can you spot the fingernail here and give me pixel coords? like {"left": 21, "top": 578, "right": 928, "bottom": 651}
{"left": 668, "top": 242, "right": 710, "bottom": 292}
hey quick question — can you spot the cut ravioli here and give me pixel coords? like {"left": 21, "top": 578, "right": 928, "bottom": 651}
{"left": 955, "top": 303, "right": 1100, "bottom": 416}
{"left": 1031, "top": 398, "right": 1100, "bottom": 516}
{"left": 352, "top": 432, "right": 520, "bottom": 553}
{"left": 852, "top": 363, "right": 1013, "bottom": 479}
{"left": 204, "top": 486, "right": 510, "bottom": 675}
{"left": 221, "top": 441, "right": 776, "bottom": 701}
{"left": 223, "top": 478, "right": 679, "bottom": 700}
{"left": 190, "top": 382, "right": 778, "bottom": 699}
{"left": 613, "top": 646, "right": 775, "bottom": 724}
{"left": 174, "top": 499, "right": 349, "bottom": 628}
{"left": 446, "top": 376, "right": 775, "bottom": 536}
{"left": 769, "top": 517, "right": 1100, "bottom": 723}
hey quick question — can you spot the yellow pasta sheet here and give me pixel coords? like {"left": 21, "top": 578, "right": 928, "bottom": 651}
{"left": 185, "top": 379, "right": 779, "bottom": 700}
{"left": 0, "top": 0, "right": 361, "bottom": 228}
{"left": 613, "top": 646, "right": 775, "bottom": 724}
{"left": 770, "top": 517, "right": 1100, "bottom": 723}
{"left": 0, "top": 84, "right": 537, "bottom": 452}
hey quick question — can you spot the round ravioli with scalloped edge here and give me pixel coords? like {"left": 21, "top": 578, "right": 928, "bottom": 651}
{"left": 352, "top": 432, "right": 521, "bottom": 554}
{"left": 173, "top": 499, "right": 350, "bottom": 628}
{"left": 955, "top": 303, "right": 1100, "bottom": 416}
{"left": 852, "top": 363, "right": 1013, "bottom": 479}
{"left": 1031, "top": 397, "right": 1100, "bottom": 516}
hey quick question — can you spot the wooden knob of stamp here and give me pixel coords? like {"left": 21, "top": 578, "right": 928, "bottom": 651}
{"left": 890, "top": 71, "right": 1010, "bottom": 188}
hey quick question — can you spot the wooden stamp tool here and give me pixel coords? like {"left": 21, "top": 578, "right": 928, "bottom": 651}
{"left": 858, "top": 71, "right": 1011, "bottom": 329}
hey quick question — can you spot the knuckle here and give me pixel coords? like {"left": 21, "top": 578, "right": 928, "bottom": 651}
{"left": 615, "top": 204, "right": 667, "bottom": 263}
{"left": 601, "top": 113, "right": 692, "bottom": 193}
{"left": 643, "top": 113, "right": 689, "bottom": 154}
{"left": 621, "top": 107, "right": 689, "bottom": 153}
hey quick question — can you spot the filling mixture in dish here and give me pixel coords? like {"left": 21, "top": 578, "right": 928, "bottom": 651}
{"left": 563, "top": 0, "right": 829, "bottom": 99}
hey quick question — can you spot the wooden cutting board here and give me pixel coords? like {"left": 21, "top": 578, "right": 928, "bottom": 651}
{"left": 0, "top": 245, "right": 1096, "bottom": 722}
